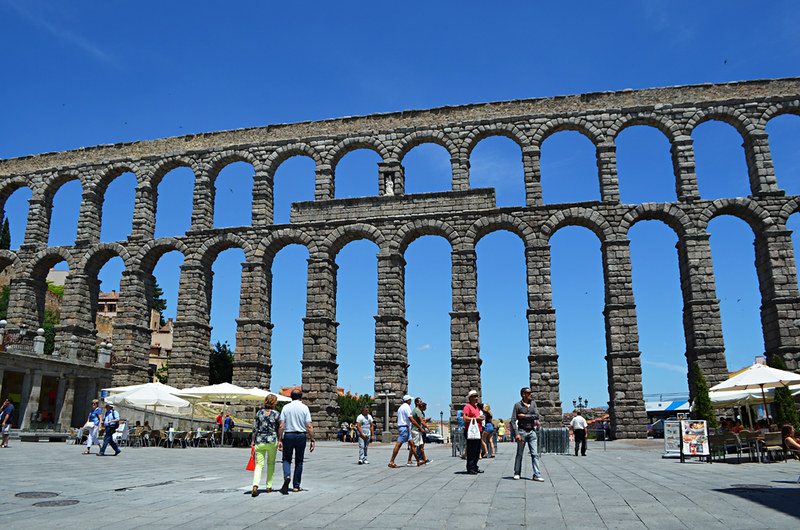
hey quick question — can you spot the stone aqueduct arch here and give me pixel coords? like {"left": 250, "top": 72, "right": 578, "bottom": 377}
{"left": 2, "top": 77, "right": 800, "bottom": 438}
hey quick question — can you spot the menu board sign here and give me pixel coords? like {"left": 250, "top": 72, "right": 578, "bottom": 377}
{"left": 680, "top": 419, "right": 709, "bottom": 456}
{"left": 664, "top": 420, "right": 681, "bottom": 453}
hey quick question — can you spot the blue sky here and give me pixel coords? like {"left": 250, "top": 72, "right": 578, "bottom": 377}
{"left": 1, "top": 1, "right": 800, "bottom": 421}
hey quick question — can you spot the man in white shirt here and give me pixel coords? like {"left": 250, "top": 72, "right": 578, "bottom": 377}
{"left": 387, "top": 394, "right": 418, "bottom": 468}
{"left": 570, "top": 411, "right": 588, "bottom": 456}
{"left": 278, "top": 389, "right": 315, "bottom": 494}
{"left": 355, "top": 405, "right": 374, "bottom": 465}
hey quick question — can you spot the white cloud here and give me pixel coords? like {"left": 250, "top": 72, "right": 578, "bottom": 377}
{"left": 417, "top": 344, "right": 431, "bottom": 350}
{"left": 7, "top": 1, "right": 114, "bottom": 65}
{"left": 362, "top": 375, "right": 373, "bottom": 380}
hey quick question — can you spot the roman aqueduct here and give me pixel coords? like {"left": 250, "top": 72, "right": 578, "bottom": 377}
{"left": 2, "top": 77, "right": 800, "bottom": 438}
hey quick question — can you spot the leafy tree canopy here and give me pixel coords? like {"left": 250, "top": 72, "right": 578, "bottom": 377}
{"left": 46, "top": 281, "right": 64, "bottom": 299}
{"left": 691, "top": 361, "right": 717, "bottom": 430}
{"left": 337, "top": 392, "right": 375, "bottom": 425}
{"left": 769, "top": 354, "right": 799, "bottom": 430}
{"left": 209, "top": 341, "right": 234, "bottom": 384}
{"left": 0, "top": 218, "right": 10, "bottom": 250}
{"left": 152, "top": 281, "right": 167, "bottom": 326}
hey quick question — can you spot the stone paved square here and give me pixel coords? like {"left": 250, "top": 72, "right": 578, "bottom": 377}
{"left": 1, "top": 438, "right": 798, "bottom": 528}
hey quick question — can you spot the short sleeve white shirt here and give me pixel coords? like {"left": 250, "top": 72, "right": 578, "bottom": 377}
{"left": 280, "top": 400, "right": 312, "bottom": 432}
{"left": 397, "top": 402, "right": 412, "bottom": 427}
{"left": 570, "top": 415, "right": 588, "bottom": 430}
{"left": 356, "top": 414, "right": 373, "bottom": 436}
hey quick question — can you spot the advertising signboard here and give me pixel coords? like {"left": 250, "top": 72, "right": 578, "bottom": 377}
{"left": 680, "top": 419, "right": 710, "bottom": 462}
{"left": 663, "top": 420, "right": 681, "bottom": 455}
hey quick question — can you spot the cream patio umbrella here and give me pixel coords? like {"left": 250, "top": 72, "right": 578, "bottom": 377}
{"left": 105, "top": 382, "right": 194, "bottom": 428}
{"left": 102, "top": 381, "right": 184, "bottom": 395}
{"left": 243, "top": 387, "right": 291, "bottom": 403}
{"left": 709, "top": 363, "right": 800, "bottom": 421}
{"left": 174, "top": 383, "right": 274, "bottom": 444}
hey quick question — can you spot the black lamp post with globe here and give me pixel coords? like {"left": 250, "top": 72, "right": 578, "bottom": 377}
{"left": 573, "top": 396, "right": 588, "bottom": 414}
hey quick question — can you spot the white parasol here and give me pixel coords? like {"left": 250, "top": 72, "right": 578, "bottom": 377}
{"left": 105, "top": 382, "right": 194, "bottom": 428}
{"left": 709, "top": 363, "right": 800, "bottom": 420}
{"left": 174, "top": 383, "right": 284, "bottom": 444}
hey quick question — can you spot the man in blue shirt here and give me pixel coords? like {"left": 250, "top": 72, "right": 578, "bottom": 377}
{"left": 98, "top": 403, "right": 122, "bottom": 456}
{"left": 1, "top": 398, "right": 14, "bottom": 448}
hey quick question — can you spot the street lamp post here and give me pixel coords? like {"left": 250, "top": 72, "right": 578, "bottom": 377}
{"left": 573, "top": 396, "right": 588, "bottom": 414}
{"left": 377, "top": 383, "right": 395, "bottom": 443}
{"left": 440, "top": 411, "right": 444, "bottom": 438}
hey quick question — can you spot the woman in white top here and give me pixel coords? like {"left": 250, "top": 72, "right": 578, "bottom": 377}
{"left": 82, "top": 399, "right": 102, "bottom": 454}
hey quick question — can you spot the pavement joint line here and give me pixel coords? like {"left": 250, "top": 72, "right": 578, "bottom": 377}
{"left": 2, "top": 440, "right": 800, "bottom": 528}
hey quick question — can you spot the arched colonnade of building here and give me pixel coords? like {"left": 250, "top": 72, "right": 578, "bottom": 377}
{"left": 2, "top": 77, "right": 800, "bottom": 438}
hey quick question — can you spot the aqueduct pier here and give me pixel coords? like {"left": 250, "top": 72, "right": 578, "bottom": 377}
{"left": 2, "top": 77, "right": 800, "bottom": 438}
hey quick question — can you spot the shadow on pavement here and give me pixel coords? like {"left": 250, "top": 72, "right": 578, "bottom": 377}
{"left": 714, "top": 485, "right": 800, "bottom": 519}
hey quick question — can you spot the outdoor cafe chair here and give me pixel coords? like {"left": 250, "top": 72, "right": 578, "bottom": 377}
{"left": 130, "top": 427, "right": 144, "bottom": 448}
{"left": 113, "top": 422, "right": 128, "bottom": 446}
{"left": 708, "top": 434, "right": 727, "bottom": 462}
{"left": 156, "top": 430, "right": 170, "bottom": 448}
{"left": 171, "top": 431, "right": 187, "bottom": 448}
{"left": 147, "top": 430, "right": 160, "bottom": 447}
{"left": 732, "top": 432, "right": 755, "bottom": 462}
{"left": 721, "top": 435, "right": 743, "bottom": 463}
{"left": 68, "top": 427, "right": 84, "bottom": 445}
{"left": 195, "top": 431, "right": 214, "bottom": 448}
{"left": 763, "top": 432, "right": 785, "bottom": 462}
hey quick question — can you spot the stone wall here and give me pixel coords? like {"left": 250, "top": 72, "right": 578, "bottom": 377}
{"left": 2, "top": 77, "right": 800, "bottom": 438}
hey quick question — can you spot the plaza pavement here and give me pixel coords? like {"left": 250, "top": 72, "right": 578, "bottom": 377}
{"left": 0, "top": 437, "right": 798, "bottom": 529}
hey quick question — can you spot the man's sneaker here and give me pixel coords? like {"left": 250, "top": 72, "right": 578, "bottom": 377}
{"left": 358, "top": 460, "right": 363, "bottom": 465}
{"left": 363, "top": 460, "right": 369, "bottom": 464}
{"left": 533, "top": 476, "right": 545, "bottom": 482}
{"left": 513, "top": 474, "right": 520, "bottom": 480}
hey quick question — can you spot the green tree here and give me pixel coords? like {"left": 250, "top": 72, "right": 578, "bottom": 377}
{"left": 43, "top": 309, "right": 59, "bottom": 355}
{"left": 209, "top": 341, "right": 234, "bottom": 384}
{"left": 691, "top": 361, "right": 717, "bottom": 430}
{"left": 0, "top": 218, "right": 10, "bottom": 250}
{"left": 152, "top": 281, "right": 167, "bottom": 326}
{"left": 154, "top": 362, "right": 169, "bottom": 384}
{"left": 0, "top": 284, "right": 9, "bottom": 320}
{"left": 769, "top": 354, "right": 800, "bottom": 430}
{"left": 337, "top": 392, "right": 375, "bottom": 425}
{"left": 46, "top": 281, "right": 64, "bottom": 298}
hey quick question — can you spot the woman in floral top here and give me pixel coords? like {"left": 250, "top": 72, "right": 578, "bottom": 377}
{"left": 251, "top": 394, "right": 280, "bottom": 497}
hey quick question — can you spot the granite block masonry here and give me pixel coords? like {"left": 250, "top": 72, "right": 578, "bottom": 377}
{"left": 2, "top": 77, "right": 800, "bottom": 438}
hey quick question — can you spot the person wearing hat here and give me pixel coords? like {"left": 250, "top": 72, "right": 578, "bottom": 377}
{"left": 98, "top": 403, "right": 121, "bottom": 456}
{"left": 462, "top": 390, "right": 484, "bottom": 474}
{"left": 387, "top": 394, "right": 419, "bottom": 468}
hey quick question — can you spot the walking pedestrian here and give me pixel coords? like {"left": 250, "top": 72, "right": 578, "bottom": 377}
{"left": 482, "top": 404, "right": 495, "bottom": 457}
{"left": 355, "top": 405, "right": 374, "bottom": 464}
{"left": 410, "top": 398, "right": 429, "bottom": 465}
{"left": 388, "top": 394, "right": 418, "bottom": 468}
{"left": 81, "top": 398, "right": 102, "bottom": 454}
{"left": 512, "top": 387, "right": 543, "bottom": 481}
{"left": 97, "top": 403, "right": 121, "bottom": 456}
{"left": 277, "top": 389, "right": 315, "bottom": 494}
{"left": 251, "top": 394, "right": 281, "bottom": 496}
{"left": 570, "top": 410, "right": 588, "bottom": 456}
{"left": 463, "top": 390, "right": 483, "bottom": 474}
{"left": 0, "top": 398, "right": 14, "bottom": 448}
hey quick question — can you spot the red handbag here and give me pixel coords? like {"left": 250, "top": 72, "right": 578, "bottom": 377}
{"left": 246, "top": 446, "right": 256, "bottom": 471}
